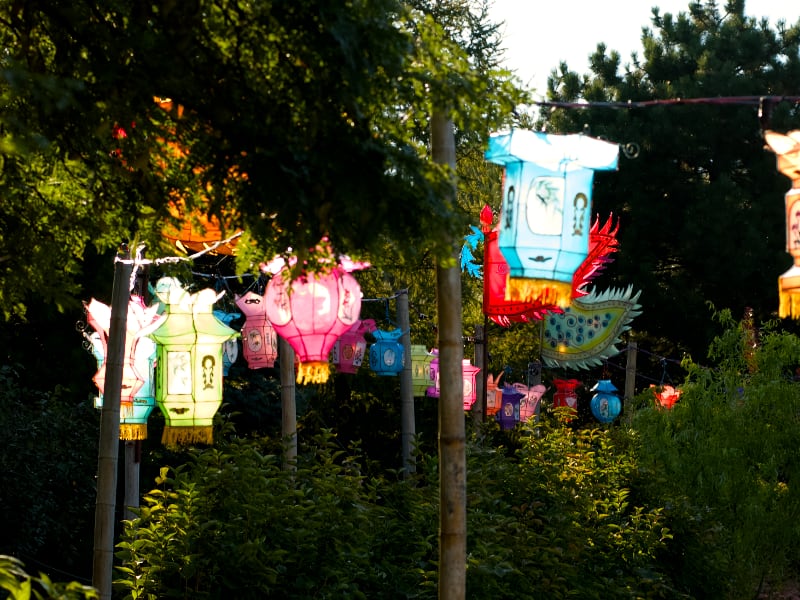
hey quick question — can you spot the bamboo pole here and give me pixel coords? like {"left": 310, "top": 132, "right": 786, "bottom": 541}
{"left": 432, "top": 111, "right": 466, "bottom": 600}
{"left": 92, "top": 246, "right": 132, "bottom": 600}
{"left": 397, "top": 289, "right": 417, "bottom": 475}
{"left": 280, "top": 336, "right": 297, "bottom": 471}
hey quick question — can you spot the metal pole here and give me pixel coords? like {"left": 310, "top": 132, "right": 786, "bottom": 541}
{"left": 280, "top": 336, "right": 297, "bottom": 471}
{"left": 92, "top": 245, "right": 132, "bottom": 600}
{"left": 397, "top": 289, "right": 416, "bottom": 475}
{"left": 472, "top": 324, "right": 485, "bottom": 425}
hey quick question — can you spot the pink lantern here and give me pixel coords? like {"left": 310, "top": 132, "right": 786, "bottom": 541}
{"left": 515, "top": 382, "right": 546, "bottom": 421}
{"left": 235, "top": 290, "right": 279, "bottom": 369}
{"left": 265, "top": 265, "right": 363, "bottom": 384}
{"left": 332, "top": 319, "right": 375, "bottom": 374}
{"left": 462, "top": 359, "right": 481, "bottom": 410}
{"left": 425, "top": 349, "right": 440, "bottom": 398}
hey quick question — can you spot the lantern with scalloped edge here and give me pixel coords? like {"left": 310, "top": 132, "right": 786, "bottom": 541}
{"left": 516, "top": 382, "right": 546, "bottom": 422}
{"left": 235, "top": 291, "right": 278, "bottom": 369}
{"left": 143, "top": 278, "right": 238, "bottom": 446}
{"left": 485, "top": 129, "right": 619, "bottom": 307}
{"left": 497, "top": 384, "right": 525, "bottom": 430}
{"left": 85, "top": 296, "right": 162, "bottom": 440}
{"left": 265, "top": 265, "right": 362, "bottom": 384}
{"left": 333, "top": 319, "right": 375, "bottom": 374}
{"left": 369, "top": 327, "right": 405, "bottom": 376}
{"left": 462, "top": 359, "right": 481, "bottom": 410}
{"left": 553, "top": 378, "right": 580, "bottom": 420}
{"left": 764, "top": 130, "right": 800, "bottom": 318}
{"left": 590, "top": 379, "right": 621, "bottom": 423}
{"left": 410, "top": 345, "right": 435, "bottom": 396}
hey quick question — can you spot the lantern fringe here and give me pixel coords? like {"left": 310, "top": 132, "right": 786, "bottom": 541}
{"left": 119, "top": 423, "right": 147, "bottom": 441}
{"left": 296, "top": 361, "right": 331, "bottom": 385}
{"left": 120, "top": 402, "right": 134, "bottom": 419}
{"left": 161, "top": 426, "right": 213, "bottom": 446}
{"left": 505, "top": 278, "right": 572, "bottom": 308}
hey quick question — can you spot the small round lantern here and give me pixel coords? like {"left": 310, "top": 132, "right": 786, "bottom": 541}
{"left": 590, "top": 379, "right": 621, "bottom": 423}
{"left": 496, "top": 384, "right": 524, "bottom": 430}
{"left": 462, "top": 359, "right": 481, "bottom": 410}
{"left": 553, "top": 378, "right": 580, "bottom": 421}
{"left": 332, "top": 319, "right": 375, "bottom": 374}
{"left": 265, "top": 266, "right": 362, "bottom": 384}
{"left": 143, "top": 278, "right": 238, "bottom": 446}
{"left": 410, "top": 345, "right": 435, "bottom": 396}
{"left": 235, "top": 291, "right": 279, "bottom": 369}
{"left": 369, "top": 328, "right": 405, "bottom": 376}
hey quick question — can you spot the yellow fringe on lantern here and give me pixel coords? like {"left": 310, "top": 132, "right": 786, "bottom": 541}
{"left": 296, "top": 361, "right": 331, "bottom": 384}
{"left": 505, "top": 277, "right": 573, "bottom": 308}
{"left": 119, "top": 423, "right": 147, "bottom": 441}
{"left": 161, "top": 426, "right": 213, "bottom": 446}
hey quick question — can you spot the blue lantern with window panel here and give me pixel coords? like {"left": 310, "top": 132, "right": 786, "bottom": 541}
{"left": 369, "top": 328, "right": 405, "bottom": 376}
{"left": 496, "top": 384, "right": 525, "bottom": 430}
{"left": 485, "top": 129, "right": 619, "bottom": 307}
{"left": 590, "top": 379, "right": 621, "bottom": 423}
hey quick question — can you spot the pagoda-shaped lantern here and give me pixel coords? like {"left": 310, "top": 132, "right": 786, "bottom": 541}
{"left": 485, "top": 129, "right": 619, "bottom": 307}
{"left": 369, "top": 328, "right": 405, "bottom": 376}
{"left": 235, "top": 291, "right": 279, "bottom": 369}
{"left": 553, "top": 378, "right": 581, "bottom": 420}
{"left": 764, "top": 130, "right": 800, "bottom": 318}
{"left": 516, "top": 382, "right": 546, "bottom": 422}
{"left": 496, "top": 384, "right": 525, "bottom": 430}
{"left": 84, "top": 296, "right": 162, "bottom": 440}
{"left": 590, "top": 379, "right": 621, "bottom": 423}
{"left": 410, "top": 345, "right": 435, "bottom": 396}
{"left": 485, "top": 372, "right": 505, "bottom": 416}
{"left": 333, "top": 319, "right": 375, "bottom": 374}
{"left": 462, "top": 359, "right": 481, "bottom": 411}
{"left": 263, "top": 251, "right": 365, "bottom": 384}
{"left": 143, "top": 278, "right": 238, "bottom": 446}
{"left": 425, "top": 349, "right": 440, "bottom": 398}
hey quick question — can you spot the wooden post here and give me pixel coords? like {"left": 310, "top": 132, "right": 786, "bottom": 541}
{"left": 472, "top": 324, "right": 485, "bottom": 424}
{"left": 397, "top": 289, "right": 416, "bottom": 475}
{"left": 432, "top": 110, "right": 466, "bottom": 600}
{"left": 123, "top": 441, "right": 140, "bottom": 521}
{"left": 624, "top": 341, "right": 638, "bottom": 422}
{"left": 280, "top": 336, "right": 297, "bottom": 471}
{"left": 92, "top": 246, "right": 132, "bottom": 600}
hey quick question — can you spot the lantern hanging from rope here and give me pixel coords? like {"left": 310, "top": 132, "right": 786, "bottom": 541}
{"left": 462, "top": 359, "right": 481, "bottom": 411}
{"left": 553, "top": 378, "right": 580, "bottom": 421}
{"left": 516, "top": 382, "right": 546, "bottom": 422}
{"left": 496, "top": 384, "right": 525, "bottom": 430}
{"left": 369, "top": 327, "right": 405, "bottom": 376}
{"left": 651, "top": 384, "right": 682, "bottom": 410}
{"left": 235, "top": 291, "right": 278, "bottom": 369}
{"left": 262, "top": 246, "right": 366, "bottom": 384}
{"left": 485, "top": 129, "right": 619, "bottom": 307}
{"left": 333, "top": 319, "right": 375, "bottom": 374}
{"left": 590, "top": 379, "right": 621, "bottom": 423}
{"left": 764, "top": 130, "right": 800, "bottom": 318}
{"left": 410, "top": 345, "right": 435, "bottom": 396}
{"left": 425, "top": 349, "right": 440, "bottom": 398}
{"left": 213, "top": 310, "right": 241, "bottom": 375}
{"left": 143, "top": 277, "right": 238, "bottom": 446}
{"left": 84, "top": 296, "right": 162, "bottom": 440}
{"left": 485, "top": 372, "right": 505, "bottom": 416}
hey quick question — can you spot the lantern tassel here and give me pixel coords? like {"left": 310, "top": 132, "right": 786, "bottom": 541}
{"left": 505, "top": 277, "right": 572, "bottom": 308}
{"left": 296, "top": 361, "right": 331, "bottom": 384}
{"left": 119, "top": 423, "right": 147, "bottom": 441}
{"left": 161, "top": 426, "right": 214, "bottom": 446}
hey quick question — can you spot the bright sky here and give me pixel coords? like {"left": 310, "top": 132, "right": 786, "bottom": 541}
{"left": 488, "top": 0, "right": 799, "bottom": 99}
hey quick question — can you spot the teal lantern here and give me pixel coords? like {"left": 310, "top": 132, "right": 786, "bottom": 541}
{"left": 369, "top": 328, "right": 405, "bottom": 376}
{"left": 590, "top": 379, "right": 621, "bottom": 423}
{"left": 485, "top": 129, "right": 619, "bottom": 307}
{"left": 143, "top": 278, "right": 238, "bottom": 446}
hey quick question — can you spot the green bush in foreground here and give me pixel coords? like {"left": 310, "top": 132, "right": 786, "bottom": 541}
{"left": 0, "top": 555, "right": 97, "bottom": 600}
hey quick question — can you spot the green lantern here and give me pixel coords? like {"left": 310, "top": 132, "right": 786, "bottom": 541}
{"left": 143, "top": 277, "right": 238, "bottom": 446}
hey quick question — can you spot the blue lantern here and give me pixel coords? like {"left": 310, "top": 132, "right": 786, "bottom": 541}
{"left": 496, "top": 384, "right": 525, "bottom": 430}
{"left": 369, "top": 328, "right": 405, "bottom": 376}
{"left": 485, "top": 129, "right": 619, "bottom": 307}
{"left": 590, "top": 379, "right": 621, "bottom": 423}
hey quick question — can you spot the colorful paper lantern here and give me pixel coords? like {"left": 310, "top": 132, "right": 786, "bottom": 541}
{"left": 764, "top": 130, "right": 800, "bottom": 318}
{"left": 461, "top": 359, "right": 481, "bottom": 410}
{"left": 84, "top": 296, "right": 162, "bottom": 440}
{"left": 496, "top": 384, "right": 525, "bottom": 430}
{"left": 485, "top": 129, "right": 619, "bottom": 307}
{"left": 410, "top": 345, "right": 435, "bottom": 396}
{"left": 143, "top": 278, "right": 238, "bottom": 446}
{"left": 516, "top": 382, "right": 546, "bottom": 422}
{"left": 369, "top": 328, "right": 405, "bottom": 376}
{"left": 485, "top": 372, "right": 505, "bottom": 416}
{"left": 264, "top": 265, "right": 363, "bottom": 384}
{"left": 426, "top": 350, "right": 440, "bottom": 398}
{"left": 235, "top": 291, "right": 279, "bottom": 369}
{"left": 651, "top": 384, "right": 682, "bottom": 410}
{"left": 332, "top": 319, "right": 375, "bottom": 374}
{"left": 590, "top": 379, "right": 621, "bottom": 423}
{"left": 213, "top": 310, "right": 241, "bottom": 375}
{"left": 553, "top": 378, "right": 580, "bottom": 420}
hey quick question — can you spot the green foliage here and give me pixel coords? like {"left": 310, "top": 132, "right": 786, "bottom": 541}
{"left": 0, "top": 555, "right": 97, "bottom": 600}
{"left": 633, "top": 310, "right": 800, "bottom": 598}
